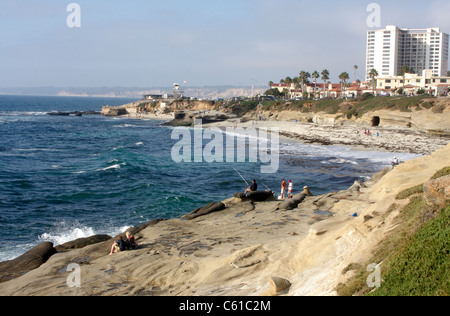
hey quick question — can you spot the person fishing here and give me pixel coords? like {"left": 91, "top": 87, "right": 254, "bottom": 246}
{"left": 244, "top": 179, "right": 258, "bottom": 196}
{"left": 233, "top": 167, "right": 263, "bottom": 197}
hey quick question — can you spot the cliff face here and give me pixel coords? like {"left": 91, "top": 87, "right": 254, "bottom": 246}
{"left": 102, "top": 97, "right": 450, "bottom": 136}
{"left": 246, "top": 105, "right": 450, "bottom": 136}
{"left": 359, "top": 108, "right": 450, "bottom": 136}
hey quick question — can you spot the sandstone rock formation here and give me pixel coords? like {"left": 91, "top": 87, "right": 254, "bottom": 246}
{"left": 0, "top": 242, "right": 56, "bottom": 283}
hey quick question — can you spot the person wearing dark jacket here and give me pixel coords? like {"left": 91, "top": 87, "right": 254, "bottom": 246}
{"left": 244, "top": 179, "right": 258, "bottom": 196}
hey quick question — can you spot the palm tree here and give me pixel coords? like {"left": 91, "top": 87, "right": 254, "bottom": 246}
{"left": 339, "top": 72, "right": 350, "bottom": 98}
{"left": 299, "top": 71, "right": 311, "bottom": 98}
{"left": 312, "top": 71, "right": 320, "bottom": 98}
{"left": 321, "top": 69, "right": 330, "bottom": 98}
{"left": 353, "top": 65, "right": 358, "bottom": 82}
{"left": 369, "top": 68, "right": 379, "bottom": 95}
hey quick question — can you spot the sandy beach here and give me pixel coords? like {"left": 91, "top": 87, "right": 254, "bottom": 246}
{"left": 203, "top": 119, "right": 449, "bottom": 156}
{"left": 117, "top": 103, "right": 450, "bottom": 155}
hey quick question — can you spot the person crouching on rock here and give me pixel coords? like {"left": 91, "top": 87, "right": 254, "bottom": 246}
{"left": 391, "top": 157, "right": 399, "bottom": 169}
{"left": 244, "top": 179, "right": 258, "bottom": 196}
{"left": 302, "top": 186, "right": 313, "bottom": 196}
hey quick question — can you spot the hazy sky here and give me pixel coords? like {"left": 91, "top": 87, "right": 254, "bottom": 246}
{"left": 1, "top": 0, "right": 449, "bottom": 88}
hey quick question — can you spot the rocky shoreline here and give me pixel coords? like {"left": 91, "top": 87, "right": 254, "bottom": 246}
{"left": 0, "top": 143, "right": 449, "bottom": 296}
{"left": 202, "top": 119, "right": 449, "bottom": 156}
{"left": 99, "top": 98, "right": 450, "bottom": 155}
{"left": 1, "top": 99, "right": 448, "bottom": 296}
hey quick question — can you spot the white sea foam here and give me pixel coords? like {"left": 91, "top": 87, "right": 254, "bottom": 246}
{"left": 279, "top": 141, "right": 421, "bottom": 166}
{"left": 113, "top": 124, "right": 143, "bottom": 128}
{"left": 0, "top": 111, "right": 47, "bottom": 116}
{"left": 38, "top": 220, "right": 132, "bottom": 247}
{"left": 39, "top": 227, "right": 96, "bottom": 246}
{"left": 100, "top": 164, "right": 121, "bottom": 171}
{"left": 1, "top": 223, "right": 132, "bottom": 261}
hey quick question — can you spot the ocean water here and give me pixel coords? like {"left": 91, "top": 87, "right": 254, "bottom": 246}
{"left": 0, "top": 95, "right": 420, "bottom": 261}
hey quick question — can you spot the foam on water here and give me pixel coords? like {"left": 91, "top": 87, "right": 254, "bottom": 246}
{"left": 37, "top": 220, "right": 131, "bottom": 247}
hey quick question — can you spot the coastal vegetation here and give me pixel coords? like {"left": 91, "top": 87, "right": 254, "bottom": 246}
{"left": 336, "top": 167, "right": 450, "bottom": 296}
{"left": 221, "top": 95, "right": 438, "bottom": 118}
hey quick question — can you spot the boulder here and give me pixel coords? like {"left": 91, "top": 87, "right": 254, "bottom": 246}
{"left": 278, "top": 193, "right": 307, "bottom": 210}
{"left": 423, "top": 175, "right": 450, "bottom": 207}
{"left": 234, "top": 190, "right": 274, "bottom": 202}
{"left": 183, "top": 202, "right": 226, "bottom": 220}
{"left": 269, "top": 276, "right": 292, "bottom": 294}
{"left": 55, "top": 234, "right": 112, "bottom": 252}
{"left": 47, "top": 111, "right": 70, "bottom": 116}
{"left": 102, "top": 107, "right": 128, "bottom": 116}
{"left": 0, "top": 242, "right": 56, "bottom": 283}
{"left": 247, "top": 190, "right": 274, "bottom": 201}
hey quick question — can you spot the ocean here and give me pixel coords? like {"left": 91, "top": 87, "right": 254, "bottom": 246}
{"left": 0, "top": 95, "right": 420, "bottom": 261}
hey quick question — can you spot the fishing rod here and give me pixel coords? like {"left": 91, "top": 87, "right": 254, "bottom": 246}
{"left": 233, "top": 167, "right": 249, "bottom": 186}
{"left": 233, "top": 167, "right": 273, "bottom": 193}
{"left": 262, "top": 182, "right": 272, "bottom": 192}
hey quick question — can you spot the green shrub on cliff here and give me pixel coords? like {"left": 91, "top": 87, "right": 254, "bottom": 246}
{"left": 345, "top": 96, "right": 431, "bottom": 118}
{"left": 337, "top": 170, "right": 450, "bottom": 296}
{"left": 369, "top": 202, "right": 449, "bottom": 296}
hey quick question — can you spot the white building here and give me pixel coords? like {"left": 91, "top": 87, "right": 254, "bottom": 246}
{"left": 366, "top": 25, "right": 449, "bottom": 80}
{"left": 376, "top": 69, "right": 450, "bottom": 96}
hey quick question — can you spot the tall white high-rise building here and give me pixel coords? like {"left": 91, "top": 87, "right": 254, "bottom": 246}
{"left": 366, "top": 25, "right": 449, "bottom": 80}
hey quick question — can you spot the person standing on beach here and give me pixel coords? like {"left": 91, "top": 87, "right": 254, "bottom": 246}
{"left": 281, "top": 179, "right": 287, "bottom": 199}
{"left": 288, "top": 180, "right": 293, "bottom": 198}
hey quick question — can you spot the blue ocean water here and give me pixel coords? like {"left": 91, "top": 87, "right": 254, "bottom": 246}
{"left": 0, "top": 95, "right": 420, "bottom": 261}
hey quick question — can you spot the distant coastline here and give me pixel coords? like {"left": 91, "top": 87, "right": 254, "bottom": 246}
{"left": 0, "top": 86, "right": 266, "bottom": 100}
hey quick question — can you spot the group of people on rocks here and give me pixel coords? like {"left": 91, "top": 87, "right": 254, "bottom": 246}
{"left": 109, "top": 231, "right": 138, "bottom": 255}
{"left": 280, "top": 179, "right": 294, "bottom": 199}
{"left": 363, "top": 129, "right": 380, "bottom": 137}
{"left": 243, "top": 178, "right": 312, "bottom": 200}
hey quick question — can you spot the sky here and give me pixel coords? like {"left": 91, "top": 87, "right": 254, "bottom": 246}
{"left": 0, "top": 0, "right": 449, "bottom": 89}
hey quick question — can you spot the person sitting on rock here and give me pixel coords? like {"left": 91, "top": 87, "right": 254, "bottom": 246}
{"left": 109, "top": 236, "right": 126, "bottom": 255}
{"left": 126, "top": 231, "right": 137, "bottom": 249}
{"left": 244, "top": 179, "right": 258, "bottom": 196}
